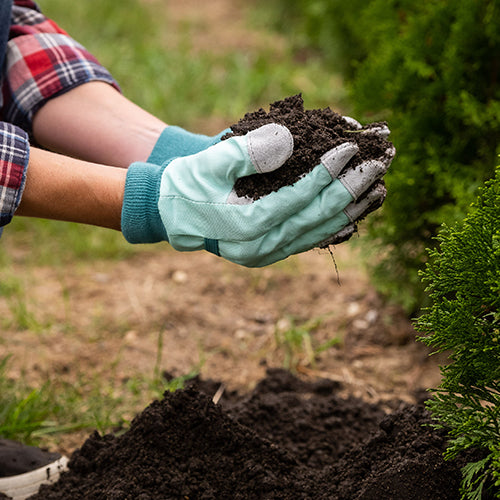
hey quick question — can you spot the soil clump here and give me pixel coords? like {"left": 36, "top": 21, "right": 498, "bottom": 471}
{"left": 29, "top": 369, "right": 485, "bottom": 500}
{"left": 224, "top": 94, "right": 392, "bottom": 201}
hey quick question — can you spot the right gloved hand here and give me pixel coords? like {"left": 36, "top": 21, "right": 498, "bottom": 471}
{"left": 122, "top": 123, "right": 394, "bottom": 267}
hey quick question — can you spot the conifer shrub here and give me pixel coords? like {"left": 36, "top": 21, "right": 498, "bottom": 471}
{"left": 270, "top": 0, "right": 500, "bottom": 312}
{"left": 416, "top": 167, "right": 500, "bottom": 499}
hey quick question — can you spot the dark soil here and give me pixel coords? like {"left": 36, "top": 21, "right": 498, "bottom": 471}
{"left": 223, "top": 94, "right": 392, "bottom": 201}
{"left": 29, "top": 368, "right": 488, "bottom": 500}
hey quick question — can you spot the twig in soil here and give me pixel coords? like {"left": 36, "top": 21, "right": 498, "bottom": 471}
{"left": 212, "top": 384, "right": 225, "bottom": 405}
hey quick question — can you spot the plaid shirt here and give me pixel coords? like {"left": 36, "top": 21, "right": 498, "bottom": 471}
{"left": 0, "top": 0, "right": 118, "bottom": 232}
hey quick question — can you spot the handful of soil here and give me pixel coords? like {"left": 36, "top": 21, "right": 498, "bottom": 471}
{"left": 223, "top": 94, "right": 394, "bottom": 244}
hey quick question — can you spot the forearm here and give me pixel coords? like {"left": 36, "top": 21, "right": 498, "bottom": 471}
{"left": 16, "top": 147, "right": 127, "bottom": 231}
{"left": 32, "top": 82, "right": 167, "bottom": 168}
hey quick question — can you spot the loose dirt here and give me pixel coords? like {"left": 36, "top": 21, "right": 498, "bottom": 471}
{"left": 30, "top": 369, "right": 486, "bottom": 499}
{"left": 225, "top": 94, "right": 391, "bottom": 201}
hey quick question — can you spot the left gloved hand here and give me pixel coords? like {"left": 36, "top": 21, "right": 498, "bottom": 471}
{"left": 147, "top": 126, "right": 230, "bottom": 165}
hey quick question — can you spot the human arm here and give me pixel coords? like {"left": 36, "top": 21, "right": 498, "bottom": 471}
{"left": 16, "top": 147, "right": 126, "bottom": 230}
{"left": 0, "top": 121, "right": 125, "bottom": 233}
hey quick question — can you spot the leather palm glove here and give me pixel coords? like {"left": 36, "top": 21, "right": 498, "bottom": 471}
{"left": 121, "top": 123, "right": 394, "bottom": 267}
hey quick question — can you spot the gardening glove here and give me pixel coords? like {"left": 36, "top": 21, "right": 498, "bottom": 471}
{"left": 121, "top": 123, "right": 393, "bottom": 267}
{"left": 147, "top": 126, "right": 230, "bottom": 165}
{"left": 317, "top": 118, "right": 394, "bottom": 246}
{"left": 342, "top": 116, "right": 391, "bottom": 138}
{"left": 217, "top": 152, "right": 394, "bottom": 267}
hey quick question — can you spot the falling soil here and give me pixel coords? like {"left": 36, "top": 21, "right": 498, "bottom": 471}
{"left": 29, "top": 368, "right": 491, "bottom": 500}
{"left": 223, "top": 94, "right": 392, "bottom": 201}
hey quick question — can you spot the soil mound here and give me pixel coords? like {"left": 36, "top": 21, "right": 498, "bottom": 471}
{"left": 29, "top": 369, "right": 481, "bottom": 499}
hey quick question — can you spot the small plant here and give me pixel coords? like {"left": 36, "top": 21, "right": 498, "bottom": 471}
{"left": 274, "top": 315, "right": 340, "bottom": 370}
{"left": 416, "top": 167, "right": 500, "bottom": 499}
{"left": 0, "top": 356, "right": 61, "bottom": 443}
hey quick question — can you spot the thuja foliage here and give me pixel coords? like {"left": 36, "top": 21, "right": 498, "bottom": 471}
{"left": 269, "top": 0, "right": 500, "bottom": 312}
{"left": 416, "top": 167, "right": 500, "bottom": 499}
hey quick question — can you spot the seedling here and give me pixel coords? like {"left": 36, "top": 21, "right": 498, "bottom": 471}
{"left": 274, "top": 314, "right": 340, "bottom": 370}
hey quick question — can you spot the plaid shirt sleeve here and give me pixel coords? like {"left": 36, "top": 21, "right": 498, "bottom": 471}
{"left": 1, "top": 0, "right": 120, "bottom": 133}
{"left": 0, "top": 1, "right": 120, "bottom": 233}
{"left": 0, "top": 122, "right": 29, "bottom": 231}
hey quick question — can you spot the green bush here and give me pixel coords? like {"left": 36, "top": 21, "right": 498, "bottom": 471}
{"left": 260, "top": 0, "right": 369, "bottom": 78}
{"left": 416, "top": 167, "right": 500, "bottom": 499}
{"left": 271, "top": 0, "right": 500, "bottom": 312}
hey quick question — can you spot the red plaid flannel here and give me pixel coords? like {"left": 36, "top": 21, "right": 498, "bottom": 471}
{"left": 0, "top": 0, "right": 119, "bottom": 232}
{"left": 0, "top": 123, "right": 29, "bottom": 231}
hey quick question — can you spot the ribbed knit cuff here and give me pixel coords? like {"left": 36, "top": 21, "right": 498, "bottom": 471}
{"left": 147, "top": 126, "right": 231, "bottom": 165}
{"left": 121, "top": 162, "right": 168, "bottom": 244}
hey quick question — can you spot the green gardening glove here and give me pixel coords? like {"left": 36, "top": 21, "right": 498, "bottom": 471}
{"left": 121, "top": 123, "right": 393, "bottom": 267}
{"left": 147, "top": 126, "right": 230, "bottom": 165}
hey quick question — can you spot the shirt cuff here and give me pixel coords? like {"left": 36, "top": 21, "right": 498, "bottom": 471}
{"left": 0, "top": 122, "right": 30, "bottom": 230}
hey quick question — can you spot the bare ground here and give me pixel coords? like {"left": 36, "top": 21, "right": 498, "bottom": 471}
{"left": 1, "top": 244, "right": 444, "bottom": 453}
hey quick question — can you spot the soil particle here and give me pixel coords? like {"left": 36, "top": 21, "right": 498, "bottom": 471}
{"left": 223, "top": 94, "right": 392, "bottom": 201}
{"left": 29, "top": 369, "right": 487, "bottom": 500}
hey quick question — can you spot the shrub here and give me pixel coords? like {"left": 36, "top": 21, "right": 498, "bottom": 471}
{"left": 270, "top": 0, "right": 500, "bottom": 312}
{"left": 416, "top": 167, "right": 500, "bottom": 499}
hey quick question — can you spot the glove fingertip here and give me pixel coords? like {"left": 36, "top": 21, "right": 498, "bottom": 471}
{"left": 342, "top": 116, "right": 363, "bottom": 130}
{"left": 320, "top": 142, "right": 359, "bottom": 179}
{"left": 247, "top": 123, "right": 294, "bottom": 174}
{"left": 318, "top": 223, "right": 358, "bottom": 247}
{"left": 343, "top": 181, "right": 387, "bottom": 222}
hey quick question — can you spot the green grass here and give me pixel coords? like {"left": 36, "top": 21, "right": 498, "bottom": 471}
{"left": 39, "top": 0, "right": 346, "bottom": 124}
{"left": 0, "top": 354, "right": 199, "bottom": 445}
{"left": 274, "top": 314, "right": 341, "bottom": 370}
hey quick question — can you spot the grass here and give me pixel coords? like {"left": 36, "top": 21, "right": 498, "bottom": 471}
{"left": 0, "top": 353, "right": 200, "bottom": 446}
{"left": 274, "top": 314, "right": 341, "bottom": 371}
{"left": 1, "top": 0, "right": 348, "bottom": 448}
{"left": 40, "top": 0, "right": 347, "bottom": 126}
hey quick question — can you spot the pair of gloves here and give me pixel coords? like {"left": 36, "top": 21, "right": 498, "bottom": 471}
{"left": 121, "top": 120, "right": 395, "bottom": 267}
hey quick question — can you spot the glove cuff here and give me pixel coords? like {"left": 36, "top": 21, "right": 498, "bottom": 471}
{"left": 148, "top": 126, "right": 231, "bottom": 165}
{"left": 121, "top": 162, "right": 169, "bottom": 244}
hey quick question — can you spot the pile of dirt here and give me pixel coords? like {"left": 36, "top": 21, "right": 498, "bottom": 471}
{"left": 30, "top": 369, "right": 484, "bottom": 500}
{"left": 223, "top": 94, "right": 392, "bottom": 201}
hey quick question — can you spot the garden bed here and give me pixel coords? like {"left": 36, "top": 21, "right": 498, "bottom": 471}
{"left": 24, "top": 96, "right": 484, "bottom": 499}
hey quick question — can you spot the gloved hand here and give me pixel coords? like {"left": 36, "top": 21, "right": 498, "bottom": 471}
{"left": 122, "top": 123, "right": 394, "bottom": 267}
{"left": 147, "top": 126, "right": 230, "bottom": 165}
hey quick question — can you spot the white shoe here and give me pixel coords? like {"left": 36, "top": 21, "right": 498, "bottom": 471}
{"left": 0, "top": 440, "right": 68, "bottom": 500}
